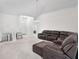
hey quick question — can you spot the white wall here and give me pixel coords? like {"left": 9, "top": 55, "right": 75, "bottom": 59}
{"left": 0, "top": 13, "right": 20, "bottom": 41}
{"left": 0, "top": 13, "right": 19, "bottom": 33}
{"left": 37, "top": 6, "right": 78, "bottom": 33}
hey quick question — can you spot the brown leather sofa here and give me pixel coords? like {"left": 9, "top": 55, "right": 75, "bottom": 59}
{"left": 33, "top": 30, "right": 78, "bottom": 59}
{"left": 38, "top": 30, "right": 75, "bottom": 42}
{"left": 43, "top": 34, "right": 78, "bottom": 59}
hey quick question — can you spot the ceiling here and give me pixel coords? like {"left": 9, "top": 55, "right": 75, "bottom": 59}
{"left": 0, "top": 0, "right": 77, "bottom": 17}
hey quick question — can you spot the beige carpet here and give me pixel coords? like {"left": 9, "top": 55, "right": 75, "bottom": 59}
{"left": 0, "top": 36, "right": 42, "bottom": 59}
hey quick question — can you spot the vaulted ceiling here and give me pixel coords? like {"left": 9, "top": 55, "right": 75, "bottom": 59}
{"left": 0, "top": 0, "right": 77, "bottom": 17}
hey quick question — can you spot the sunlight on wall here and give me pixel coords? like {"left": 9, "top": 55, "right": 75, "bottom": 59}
{"left": 19, "top": 15, "right": 34, "bottom": 36}
{"left": 20, "top": 15, "right": 34, "bottom": 23}
{"left": 19, "top": 15, "right": 40, "bottom": 38}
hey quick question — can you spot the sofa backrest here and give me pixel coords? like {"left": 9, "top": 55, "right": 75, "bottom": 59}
{"left": 42, "top": 30, "right": 60, "bottom": 35}
{"left": 38, "top": 30, "right": 60, "bottom": 40}
{"left": 59, "top": 31, "right": 75, "bottom": 40}
{"left": 38, "top": 30, "right": 76, "bottom": 42}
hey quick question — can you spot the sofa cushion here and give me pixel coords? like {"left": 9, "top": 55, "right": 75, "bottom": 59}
{"left": 53, "top": 38, "right": 63, "bottom": 45}
{"left": 60, "top": 31, "right": 74, "bottom": 36}
{"left": 59, "top": 34, "right": 68, "bottom": 40}
{"left": 42, "top": 30, "right": 60, "bottom": 35}
{"left": 62, "top": 34, "right": 77, "bottom": 48}
{"left": 33, "top": 41, "right": 53, "bottom": 57}
{"left": 62, "top": 43, "right": 74, "bottom": 53}
{"left": 38, "top": 33, "right": 59, "bottom": 41}
{"left": 46, "top": 34, "right": 58, "bottom": 41}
